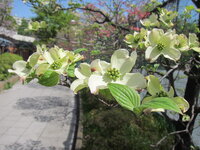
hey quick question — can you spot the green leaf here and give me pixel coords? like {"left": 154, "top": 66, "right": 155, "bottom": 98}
{"left": 24, "top": 70, "right": 36, "bottom": 84}
{"left": 196, "top": 8, "right": 200, "bottom": 13}
{"left": 140, "top": 97, "right": 182, "bottom": 114}
{"left": 99, "top": 88, "right": 115, "bottom": 102}
{"left": 38, "top": 70, "right": 60, "bottom": 86}
{"left": 185, "top": 5, "right": 195, "bottom": 12}
{"left": 73, "top": 48, "right": 88, "bottom": 54}
{"left": 108, "top": 83, "right": 141, "bottom": 111}
{"left": 90, "top": 50, "right": 101, "bottom": 56}
{"left": 67, "top": 63, "right": 76, "bottom": 77}
{"left": 142, "top": 96, "right": 156, "bottom": 104}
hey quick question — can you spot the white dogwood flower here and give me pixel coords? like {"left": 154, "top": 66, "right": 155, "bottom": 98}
{"left": 145, "top": 28, "right": 181, "bottom": 62}
{"left": 88, "top": 49, "right": 146, "bottom": 94}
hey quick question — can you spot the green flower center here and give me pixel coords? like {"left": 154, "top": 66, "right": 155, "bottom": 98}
{"left": 156, "top": 91, "right": 168, "bottom": 97}
{"left": 134, "top": 36, "right": 140, "bottom": 43}
{"left": 175, "top": 43, "right": 182, "bottom": 49}
{"left": 51, "top": 61, "right": 62, "bottom": 70}
{"left": 157, "top": 43, "right": 165, "bottom": 51}
{"left": 106, "top": 68, "right": 120, "bottom": 81}
{"left": 190, "top": 44, "right": 194, "bottom": 48}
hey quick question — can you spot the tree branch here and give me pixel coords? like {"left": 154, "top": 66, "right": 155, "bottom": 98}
{"left": 152, "top": 95, "right": 198, "bottom": 148}
{"left": 191, "top": 0, "right": 199, "bottom": 7}
{"left": 60, "top": 6, "right": 130, "bottom": 31}
{"left": 160, "top": 64, "right": 179, "bottom": 81}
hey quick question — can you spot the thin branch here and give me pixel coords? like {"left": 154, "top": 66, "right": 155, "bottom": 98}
{"left": 152, "top": 94, "right": 198, "bottom": 148}
{"left": 60, "top": 6, "right": 130, "bottom": 31}
{"left": 97, "top": 98, "right": 118, "bottom": 107}
{"left": 151, "top": 129, "right": 187, "bottom": 148}
{"left": 160, "top": 64, "right": 179, "bottom": 81}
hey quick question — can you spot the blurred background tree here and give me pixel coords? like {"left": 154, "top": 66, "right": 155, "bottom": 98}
{"left": 0, "top": 0, "right": 16, "bottom": 29}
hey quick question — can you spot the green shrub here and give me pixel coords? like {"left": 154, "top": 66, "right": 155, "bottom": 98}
{"left": 0, "top": 53, "right": 23, "bottom": 81}
{"left": 4, "top": 82, "right": 13, "bottom": 90}
{"left": 81, "top": 90, "right": 175, "bottom": 150}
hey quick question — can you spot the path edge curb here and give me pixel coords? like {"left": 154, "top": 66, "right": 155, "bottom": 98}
{"left": 71, "top": 94, "right": 83, "bottom": 150}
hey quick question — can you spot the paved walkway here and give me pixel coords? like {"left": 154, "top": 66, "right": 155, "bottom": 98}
{"left": 0, "top": 81, "right": 77, "bottom": 150}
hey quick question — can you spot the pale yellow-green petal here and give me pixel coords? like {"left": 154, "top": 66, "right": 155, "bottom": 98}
{"left": 162, "top": 48, "right": 181, "bottom": 61}
{"left": 100, "top": 61, "right": 110, "bottom": 74}
{"left": 145, "top": 46, "right": 161, "bottom": 63}
{"left": 146, "top": 75, "right": 163, "bottom": 96}
{"left": 192, "top": 47, "right": 200, "bottom": 53}
{"left": 43, "top": 51, "right": 54, "bottom": 64}
{"left": 36, "top": 44, "right": 47, "bottom": 53}
{"left": 57, "top": 48, "right": 67, "bottom": 58}
{"left": 36, "top": 63, "right": 50, "bottom": 75}
{"left": 111, "top": 49, "right": 137, "bottom": 74}
{"left": 167, "top": 86, "right": 174, "bottom": 98}
{"left": 88, "top": 75, "right": 108, "bottom": 94}
{"left": 70, "top": 79, "right": 88, "bottom": 94}
{"left": 75, "top": 63, "right": 91, "bottom": 79}
{"left": 172, "top": 97, "right": 189, "bottom": 113}
{"left": 124, "top": 34, "right": 135, "bottom": 44}
{"left": 148, "top": 29, "right": 164, "bottom": 46}
{"left": 8, "top": 60, "right": 29, "bottom": 77}
{"left": 189, "top": 33, "right": 199, "bottom": 47}
{"left": 144, "top": 108, "right": 165, "bottom": 113}
{"left": 160, "top": 33, "right": 174, "bottom": 48}
{"left": 90, "top": 59, "right": 110, "bottom": 74}
{"left": 118, "top": 73, "right": 146, "bottom": 90}
{"left": 176, "top": 34, "right": 189, "bottom": 51}
{"left": 49, "top": 47, "right": 60, "bottom": 61}
{"left": 28, "top": 52, "right": 40, "bottom": 67}
{"left": 140, "top": 13, "right": 159, "bottom": 27}
{"left": 13, "top": 61, "right": 27, "bottom": 71}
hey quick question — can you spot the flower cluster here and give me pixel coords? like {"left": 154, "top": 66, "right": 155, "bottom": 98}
{"left": 28, "top": 21, "right": 47, "bottom": 31}
{"left": 71, "top": 49, "right": 146, "bottom": 94}
{"left": 125, "top": 28, "right": 200, "bottom": 63}
{"left": 140, "top": 9, "right": 177, "bottom": 28}
{"left": 9, "top": 45, "right": 83, "bottom": 86}
{"left": 143, "top": 75, "right": 189, "bottom": 113}
{"left": 9, "top": 45, "right": 190, "bottom": 115}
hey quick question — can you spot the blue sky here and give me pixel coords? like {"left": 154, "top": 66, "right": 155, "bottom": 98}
{"left": 11, "top": 0, "right": 68, "bottom": 18}
{"left": 11, "top": 0, "right": 194, "bottom": 19}
{"left": 12, "top": 0, "right": 36, "bottom": 18}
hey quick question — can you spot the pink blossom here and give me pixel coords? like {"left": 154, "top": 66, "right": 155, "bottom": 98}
{"left": 130, "top": 27, "right": 141, "bottom": 31}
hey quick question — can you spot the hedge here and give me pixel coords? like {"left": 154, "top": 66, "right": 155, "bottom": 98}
{"left": 0, "top": 53, "right": 23, "bottom": 81}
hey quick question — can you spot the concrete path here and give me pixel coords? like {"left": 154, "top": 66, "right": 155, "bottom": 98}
{"left": 0, "top": 81, "right": 77, "bottom": 150}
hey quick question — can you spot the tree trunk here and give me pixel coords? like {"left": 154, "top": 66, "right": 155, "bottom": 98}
{"left": 174, "top": 12, "right": 200, "bottom": 150}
